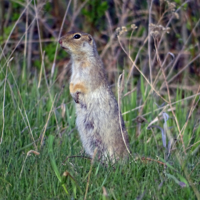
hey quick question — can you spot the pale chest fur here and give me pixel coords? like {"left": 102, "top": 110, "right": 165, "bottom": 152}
{"left": 70, "top": 62, "right": 87, "bottom": 92}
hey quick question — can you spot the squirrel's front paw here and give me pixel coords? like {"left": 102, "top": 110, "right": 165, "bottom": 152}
{"left": 70, "top": 83, "right": 87, "bottom": 107}
{"left": 74, "top": 92, "right": 80, "bottom": 104}
{"left": 71, "top": 92, "right": 81, "bottom": 104}
{"left": 71, "top": 92, "right": 87, "bottom": 109}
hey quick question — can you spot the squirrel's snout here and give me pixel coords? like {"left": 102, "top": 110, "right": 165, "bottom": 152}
{"left": 59, "top": 39, "right": 62, "bottom": 44}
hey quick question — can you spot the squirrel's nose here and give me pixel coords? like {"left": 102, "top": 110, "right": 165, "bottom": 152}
{"left": 59, "top": 39, "right": 62, "bottom": 44}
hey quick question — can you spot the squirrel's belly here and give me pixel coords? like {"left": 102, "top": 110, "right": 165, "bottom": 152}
{"left": 75, "top": 110, "right": 97, "bottom": 157}
{"left": 75, "top": 96, "right": 121, "bottom": 157}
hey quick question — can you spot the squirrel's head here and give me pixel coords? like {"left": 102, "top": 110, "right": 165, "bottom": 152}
{"left": 59, "top": 32, "right": 97, "bottom": 59}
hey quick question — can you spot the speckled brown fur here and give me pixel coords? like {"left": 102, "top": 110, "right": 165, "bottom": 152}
{"left": 59, "top": 32, "right": 129, "bottom": 162}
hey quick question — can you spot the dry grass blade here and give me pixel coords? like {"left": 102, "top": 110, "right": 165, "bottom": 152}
{"left": 34, "top": 0, "right": 43, "bottom": 69}
{"left": 0, "top": 0, "right": 32, "bottom": 60}
{"left": 166, "top": 18, "right": 200, "bottom": 81}
{"left": 176, "top": 153, "right": 200, "bottom": 199}
{"left": 126, "top": 93, "right": 200, "bottom": 120}
{"left": 6, "top": 61, "right": 37, "bottom": 150}
{"left": 69, "top": 0, "right": 89, "bottom": 30}
{"left": 165, "top": 52, "right": 200, "bottom": 87}
{"left": 102, "top": 186, "right": 108, "bottom": 199}
{"left": 147, "top": 106, "right": 176, "bottom": 128}
{"left": 0, "top": 60, "right": 8, "bottom": 144}
{"left": 153, "top": 38, "right": 185, "bottom": 154}
{"left": 19, "top": 150, "right": 40, "bottom": 178}
{"left": 38, "top": 51, "right": 45, "bottom": 88}
{"left": 84, "top": 148, "right": 98, "bottom": 200}
{"left": 3, "top": 18, "right": 36, "bottom": 64}
{"left": 189, "top": 159, "right": 200, "bottom": 177}
{"left": 40, "top": 94, "right": 57, "bottom": 147}
{"left": 134, "top": 156, "right": 167, "bottom": 166}
{"left": 123, "top": 87, "right": 136, "bottom": 97}
{"left": 186, "top": 140, "right": 200, "bottom": 152}
{"left": 117, "top": 71, "right": 131, "bottom": 155}
{"left": 148, "top": 0, "right": 153, "bottom": 83}
{"left": 149, "top": 0, "right": 192, "bottom": 75}
{"left": 0, "top": 57, "right": 13, "bottom": 145}
{"left": 117, "top": 35, "right": 168, "bottom": 104}
{"left": 180, "top": 85, "right": 200, "bottom": 141}
{"left": 126, "top": 35, "right": 148, "bottom": 84}
{"left": 51, "top": 0, "right": 72, "bottom": 77}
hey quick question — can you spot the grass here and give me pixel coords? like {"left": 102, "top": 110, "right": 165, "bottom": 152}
{"left": 0, "top": 63, "right": 200, "bottom": 199}
{"left": 0, "top": 1, "right": 200, "bottom": 198}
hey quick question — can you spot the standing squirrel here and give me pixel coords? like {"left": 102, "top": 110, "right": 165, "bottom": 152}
{"left": 59, "top": 31, "right": 129, "bottom": 162}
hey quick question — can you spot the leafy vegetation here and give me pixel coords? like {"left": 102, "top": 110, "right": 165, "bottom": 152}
{"left": 0, "top": 0, "right": 200, "bottom": 199}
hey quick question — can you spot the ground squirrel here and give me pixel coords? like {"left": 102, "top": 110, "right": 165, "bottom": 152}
{"left": 59, "top": 31, "right": 129, "bottom": 162}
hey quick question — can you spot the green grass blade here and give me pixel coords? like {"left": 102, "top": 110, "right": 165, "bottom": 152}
{"left": 48, "top": 135, "right": 69, "bottom": 195}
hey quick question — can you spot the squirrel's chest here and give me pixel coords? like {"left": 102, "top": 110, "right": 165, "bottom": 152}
{"left": 70, "top": 70, "right": 88, "bottom": 95}
{"left": 69, "top": 63, "right": 92, "bottom": 94}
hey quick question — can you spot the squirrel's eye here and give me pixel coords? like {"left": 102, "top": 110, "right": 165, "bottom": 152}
{"left": 73, "top": 34, "right": 81, "bottom": 39}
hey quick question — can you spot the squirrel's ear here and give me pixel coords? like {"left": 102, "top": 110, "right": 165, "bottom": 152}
{"left": 88, "top": 35, "right": 93, "bottom": 45}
